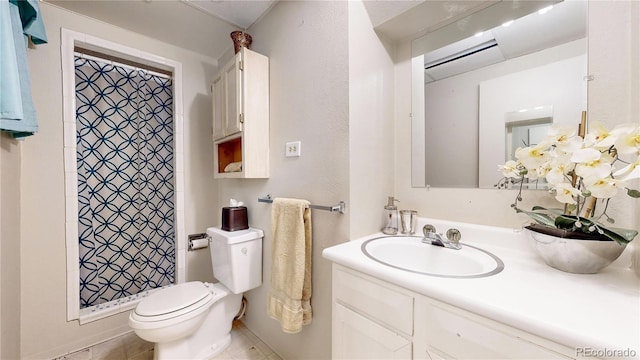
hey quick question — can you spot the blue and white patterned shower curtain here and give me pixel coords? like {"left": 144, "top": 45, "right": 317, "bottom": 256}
{"left": 75, "top": 56, "right": 175, "bottom": 308}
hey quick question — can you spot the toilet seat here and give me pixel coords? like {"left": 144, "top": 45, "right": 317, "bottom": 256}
{"left": 132, "top": 282, "right": 214, "bottom": 323}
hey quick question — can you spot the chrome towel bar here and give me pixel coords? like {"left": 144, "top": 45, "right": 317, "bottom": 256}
{"left": 258, "top": 194, "right": 346, "bottom": 214}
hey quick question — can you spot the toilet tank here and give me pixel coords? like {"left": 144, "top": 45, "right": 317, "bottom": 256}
{"left": 206, "top": 227, "right": 263, "bottom": 294}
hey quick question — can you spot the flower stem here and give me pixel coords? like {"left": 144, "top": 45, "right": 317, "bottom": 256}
{"left": 582, "top": 197, "right": 596, "bottom": 218}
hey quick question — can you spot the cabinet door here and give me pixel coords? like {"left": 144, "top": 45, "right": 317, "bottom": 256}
{"left": 334, "top": 303, "right": 412, "bottom": 360}
{"left": 334, "top": 266, "right": 414, "bottom": 337}
{"left": 420, "top": 302, "right": 573, "bottom": 359}
{"left": 223, "top": 55, "right": 242, "bottom": 137}
{"left": 211, "top": 74, "right": 225, "bottom": 140}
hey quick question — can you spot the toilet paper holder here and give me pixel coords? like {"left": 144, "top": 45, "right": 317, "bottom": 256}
{"left": 188, "top": 233, "right": 210, "bottom": 251}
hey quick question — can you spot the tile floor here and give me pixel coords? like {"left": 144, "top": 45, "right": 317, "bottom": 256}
{"left": 54, "top": 321, "right": 282, "bottom": 360}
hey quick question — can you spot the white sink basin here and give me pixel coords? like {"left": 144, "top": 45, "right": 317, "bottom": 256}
{"left": 361, "top": 236, "right": 504, "bottom": 278}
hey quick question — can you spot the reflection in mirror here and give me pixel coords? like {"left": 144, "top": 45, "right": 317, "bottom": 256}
{"left": 505, "top": 105, "right": 553, "bottom": 162}
{"left": 411, "top": 1, "right": 587, "bottom": 189}
{"left": 504, "top": 105, "right": 552, "bottom": 190}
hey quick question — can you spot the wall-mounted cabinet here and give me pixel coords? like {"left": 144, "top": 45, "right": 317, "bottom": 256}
{"left": 212, "top": 48, "right": 269, "bottom": 179}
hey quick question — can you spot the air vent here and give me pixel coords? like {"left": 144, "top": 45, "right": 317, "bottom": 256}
{"left": 425, "top": 39, "right": 499, "bottom": 70}
{"left": 423, "top": 31, "right": 506, "bottom": 83}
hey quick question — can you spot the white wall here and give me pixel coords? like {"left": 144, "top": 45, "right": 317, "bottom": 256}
{"left": 394, "top": 0, "right": 639, "bottom": 246}
{"left": 348, "top": 0, "right": 396, "bottom": 239}
{"left": 19, "top": 4, "right": 219, "bottom": 358}
{"left": 587, "top": 0, "right": 640, "bottom": 251}
{"left": 210, "top": 0, "right": 395, "bottom": 357}
{"left": 215, "top": 2, "right": 350, "bottom": 359}
{"left": 0, "top": 134, "right": 22, "bottom": 360}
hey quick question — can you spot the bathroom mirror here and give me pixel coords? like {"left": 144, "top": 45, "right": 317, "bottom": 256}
{"left": 411, "top": 0, "right": 587, "bottom": 189}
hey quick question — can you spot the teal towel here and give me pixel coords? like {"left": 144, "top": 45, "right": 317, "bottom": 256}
{"left": 10, "top": 0, "right": 47, "bottom": 44}
{"left": 0, "top": 0, "right": 47, "bottom": 138}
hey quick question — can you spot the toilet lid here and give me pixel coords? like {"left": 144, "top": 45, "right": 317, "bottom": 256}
{"left": 134, "top": 282, "right": 213, "bottom": 320}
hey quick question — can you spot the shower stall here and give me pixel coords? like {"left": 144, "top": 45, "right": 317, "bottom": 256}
{"left": 74, "top": 53, "right": 176, "bottom": 309}
{"left": 62, "top": 29, "right": 186, "bottom": 323}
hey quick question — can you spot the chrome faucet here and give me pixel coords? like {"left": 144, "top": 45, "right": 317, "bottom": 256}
{"left": 421, "top": 225, "right": 462, "bottom": 250}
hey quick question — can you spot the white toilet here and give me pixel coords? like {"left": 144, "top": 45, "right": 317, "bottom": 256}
{"left": 128, "top": 227, "right": 263, "bottom": 360}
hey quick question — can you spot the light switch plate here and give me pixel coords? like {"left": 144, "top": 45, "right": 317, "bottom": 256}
{"left": 286, "top": 141, "right": 301, "bottom": 157}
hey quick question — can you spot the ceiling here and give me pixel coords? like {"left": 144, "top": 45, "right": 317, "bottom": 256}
{"left": 45, "top": 0, "right": 277, "bottom": 59}
{"left": 44, "top": 0, "right": 572, "bottom": 66}
{"left": 182, "top": 0, "right": 276, "bottom": 29}
{"left": 45, "top": 0, "right": 469, "bottom": 60}
{"left": 364, "top": 0, "right": 497, "bottom": 41}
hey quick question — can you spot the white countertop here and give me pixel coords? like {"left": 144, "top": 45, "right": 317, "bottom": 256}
{"left": 322, "top": 218, "right": 640, "bottom": 357}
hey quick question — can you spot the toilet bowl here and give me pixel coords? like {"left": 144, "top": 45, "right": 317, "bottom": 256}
{"left": 128, "top": 227, "right": 263, "bottom": 360}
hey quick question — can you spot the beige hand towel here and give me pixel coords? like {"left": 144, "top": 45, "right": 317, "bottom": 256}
{"left": 267, "top": 198, "right": 312, "bottom": 333}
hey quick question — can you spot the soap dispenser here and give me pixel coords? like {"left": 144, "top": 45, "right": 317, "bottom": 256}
{"left": 382, "top": 196, "right": 399, "bottom": 235}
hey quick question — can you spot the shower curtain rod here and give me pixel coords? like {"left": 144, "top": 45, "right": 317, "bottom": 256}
{"left": 74, "top": 49, "right": 173, "bottom": 79}
{"left": 258, "top": 194, "right": 346, "bottom": 214}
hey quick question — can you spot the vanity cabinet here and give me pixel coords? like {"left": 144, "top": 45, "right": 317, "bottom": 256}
{"left": 212, "top": 47, "right": 269, "bottom": 178}
{"left": 332, "top": 265, "right": 577, "bottom": 360}
{"left": 332, "top": 266, "right": 414, "bottom": 359}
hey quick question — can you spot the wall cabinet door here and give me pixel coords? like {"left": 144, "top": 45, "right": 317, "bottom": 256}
{"left": 212, "top": 54, "right": 242, "bottom": 141}
{"left": 222, "top": 55, "right": 241, "bottom": 137}
{"left": 211, "top": 73, "right": 225, "bottom": 140}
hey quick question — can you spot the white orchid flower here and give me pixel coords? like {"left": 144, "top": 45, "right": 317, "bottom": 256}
{"left": 571, "top": 147, "right": 601, "bottom": 163}
{"left": 528, "top": 164, "right": 550, "bottom": 180}
{"left": 545, "top": 153, "right": 574, "bottom": 185}
{"left": 584, "top": 177, "right": 622, "bottom": 199}
{"left": 498, "top": 160, "right": 521, "bottom": 178}
{"left": 612, "top": 124, "right": 640, "bottom": 155}
{"left": 515, "top": 144, "right": 550, "bottom": 170}
{"left": 546, "top": 125, "right": 583, "bottom": 153}
{"left": 546, "top": 168, "right": 565, "bottom": 185}
{"left": 613, "top": 157, "right": 640, "bottom": 181}
{"left": 557, "top": 136, "right": 583, "bottom": 154}
{"left": 553, "top": 182, "right": 581, "bottom": 204}
{"left": 572, "top": 148, "right": 613, "bottom": 180}
{"left": 585, "top": 123, "right": 620, "bottom": 149}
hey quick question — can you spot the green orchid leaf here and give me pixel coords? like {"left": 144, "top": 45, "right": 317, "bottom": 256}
{"left": 554, "top": 215, "right": 637, "bottom": 245}
{"left": 600, "top": 227, "right": 633, "bottom": 245}
{"left": 608, "top": 227, "right": 639, "bottom": 243}
{"left": 627, "top": 189, "right": 640, "bottom": 198}
{"left": 530, "top": 206, "right": 566, "bottom": 217}
{"left": 516, "top": 208, "right": 556, "bottom": 227}
{"left": 531, "top": 205, "right": 548, "bottom": 211}
{"left": 555, "top": 215, "right": 580, "bottom": 229}
{"left": 544, "top": 208, "right": 566, "bottom": 216}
